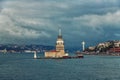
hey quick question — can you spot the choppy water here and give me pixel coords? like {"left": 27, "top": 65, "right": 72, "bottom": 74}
{"left": 0, "top": 53, "right": 120, "bottom": 80}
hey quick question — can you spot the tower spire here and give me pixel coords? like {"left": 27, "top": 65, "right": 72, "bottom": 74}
{"left": 59, "top": 28, "right": 61, "bottom": 36}
{"left": 58, "top": 28, "right": 62, "bottom": 39}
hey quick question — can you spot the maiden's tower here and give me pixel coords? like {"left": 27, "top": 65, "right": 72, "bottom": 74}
{"left": 45, "top": 29, "right": 68, "bottom": 58}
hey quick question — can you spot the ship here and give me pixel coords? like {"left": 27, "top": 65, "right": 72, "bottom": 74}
{"left": 75, "top": 51, "right": 84, "bottom": 58}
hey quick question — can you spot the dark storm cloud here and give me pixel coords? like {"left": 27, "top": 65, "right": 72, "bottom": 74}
{"left": 0, "top": 0, "right": 120, "bottom": 47}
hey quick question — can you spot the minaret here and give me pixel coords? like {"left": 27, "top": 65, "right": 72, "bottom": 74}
{"left": 56, "top": 29, "right": 65, "bottom": 56}
{"left": 82, "top": 41, "right": 85, "bottom": 51}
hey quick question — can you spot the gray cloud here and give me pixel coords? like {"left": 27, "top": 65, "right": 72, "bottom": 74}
{"left": 0, "top": 0, "right": 120, "bottom": 47}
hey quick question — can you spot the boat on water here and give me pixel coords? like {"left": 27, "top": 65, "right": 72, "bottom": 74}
{"left": 75, "top": 51, "right": 84, "bottom": 58}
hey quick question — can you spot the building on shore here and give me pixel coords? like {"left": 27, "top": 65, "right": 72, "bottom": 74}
{"left": 109, "top": 47, "right": 120, "bottom": 53}
{"left": 45, "top": 29, "right": 68, "bottom": 58}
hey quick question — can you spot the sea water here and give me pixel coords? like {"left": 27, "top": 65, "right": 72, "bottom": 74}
{"left": 0, "top": 53, "right": 120, "bottom": 80}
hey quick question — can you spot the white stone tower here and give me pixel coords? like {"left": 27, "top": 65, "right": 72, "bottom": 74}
{"left": 56, "top": 29, "right": 65, "bottom": 57}
{"left": 82, "top": 41, "right": 85, "bottom": 51}
{"left": 45, "top": 28, "right": 68, "bottom": 58}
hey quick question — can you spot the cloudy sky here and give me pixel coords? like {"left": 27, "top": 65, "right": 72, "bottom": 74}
{"left": 0, "top": 0, "right": 120, "bottom": 48}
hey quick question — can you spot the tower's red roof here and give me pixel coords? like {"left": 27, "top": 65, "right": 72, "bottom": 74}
{"left": 50, "top": 50, "right": 57, "bottom": 52}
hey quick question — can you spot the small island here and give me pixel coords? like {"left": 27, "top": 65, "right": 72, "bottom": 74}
{"left": 35, "top": 29, "right": 83, "bottom": 59}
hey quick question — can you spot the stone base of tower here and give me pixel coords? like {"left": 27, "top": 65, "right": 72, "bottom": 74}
{"left": 45, "top": 50, "right": 66, "bottom": 58}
